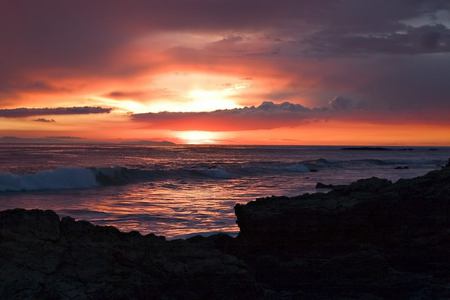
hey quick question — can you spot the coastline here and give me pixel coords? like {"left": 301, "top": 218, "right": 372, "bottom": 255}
{"left": 1, "top": 160, "right": 449, "bottom": 299}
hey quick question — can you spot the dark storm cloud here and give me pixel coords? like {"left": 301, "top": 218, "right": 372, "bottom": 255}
{"left": 1, "top": 0, "right": 448, "bottom": 75}
{"left": 1, "top": 0, "right": 450, "bottom": 117}
{"left": 0, "top": 107, "right": 112, "bottom": 118}
{"left": 306, "top": 24, "right": 450, "bottom": 55}
{"left": 253, "top": 53, "right": 450, "bottom": 113}
{"left": 0, "top": 0, "right": 329, "bottom": 73}
{"left": 328, "top": 96, "right": 360, "bottom": 111}
{"left": 347, "top": 55, "right": 450, "bottom": 109}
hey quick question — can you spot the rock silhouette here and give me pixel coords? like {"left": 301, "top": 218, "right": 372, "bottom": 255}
{"left": 0, "top": 209, "right": 259, "bottom": 299}
{"left": 234, "top": 163, "right": 450, "bottom": 299}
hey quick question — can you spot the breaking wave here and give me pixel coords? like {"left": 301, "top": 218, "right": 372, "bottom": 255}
{"left": 0, "top": 168, "right": 98, "bottom": 192}
{"left": 0, "top": 158, "right": 443, "bottom": 192}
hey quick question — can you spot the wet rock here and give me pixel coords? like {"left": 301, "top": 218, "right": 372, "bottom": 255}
{"left": 2, "top": 163, "right": 450, "bottom": 299}
{"left": 315, "top": 182, "right": 334, "bottom": 189}
{"left": 233, "top": 162, "right": 450, "bottom": 299}
{"left": 0, "top": 208, "right": 60, "bottom": 241}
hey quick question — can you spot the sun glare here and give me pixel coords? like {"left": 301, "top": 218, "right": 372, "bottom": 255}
{"left": 91, "top": 96, "right": 151, "bottom": 114}
{"left": 94, "top": 85, "right": 245, "bottom": 114}
{"left": 176, "top": 131, "right": 221, "bottom": 144}
{"left": 187, "top": 89, "right": 240, "bottom": 112}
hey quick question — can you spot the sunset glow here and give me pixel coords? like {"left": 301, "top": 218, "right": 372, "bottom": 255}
{"left": 1, "top": 2, "right": 449, "bottom": 145}
{"left": 187, "top": 88, "right": 242, "bottom": 112}
{"left": 176, "top": 131, "right": 223, "bottom": 144}
{"left": 2, "top": 3, "right": 450, "bottom": 297}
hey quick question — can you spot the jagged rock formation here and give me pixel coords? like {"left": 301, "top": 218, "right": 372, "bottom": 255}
{"left": 234, "top": 162, "right": 450, "bottom": 299}
{"left": 0, "top": 209, "right": 260, "bottom": 300}
{"left": 1, "top": 162, "right": 450, "bottom": 299}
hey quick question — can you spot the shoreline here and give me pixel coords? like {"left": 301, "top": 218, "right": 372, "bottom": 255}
{"left": 0, "top": 160, "right": 449, "bottom": 299}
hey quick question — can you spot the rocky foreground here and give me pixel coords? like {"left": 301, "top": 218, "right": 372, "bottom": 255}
{"left": 1, "top": 162, "right": 450, "bottom": 299}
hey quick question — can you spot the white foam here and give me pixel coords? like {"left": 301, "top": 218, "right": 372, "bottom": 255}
{"left": 0, "top": 168, "right": 98, "bottom": 192}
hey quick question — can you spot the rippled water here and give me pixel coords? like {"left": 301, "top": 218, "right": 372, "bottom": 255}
{"left": 0, "top": 144, "right": 449, "bottom": 238}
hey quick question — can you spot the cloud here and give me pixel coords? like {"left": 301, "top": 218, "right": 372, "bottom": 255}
{"left": 0, "top": 80, "right": 71, "bottom": 105}
{"left": 104, "top": 89, "right": 174, "bottom": 101}
{"left": 132, "top": 96, "right": 450, "bottom": 131}
{"left": 33, "top": 118, "right": 56, "bottom": 123}
{"left": 306, "top": 24, "right": 450, "bottom": 56}
{"left": 328, "top": 96, "right": 361, "bottom": 111}
{"left": 1, "top": 0, "right": 450, "bottom": 123}
{"left": 0, "top": 107, "right": 112, "bottom": 118}
{"left": 105, "top": 91, "right": 149, "bottom": 100}
{"left": 2, "top": 1, "right": 448, "bottom": 81}
{"left": 131, "top": 100, "right": 350, "bottom": 131}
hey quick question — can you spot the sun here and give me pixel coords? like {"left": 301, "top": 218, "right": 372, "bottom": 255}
{"left": 187, "top": 89, "right": 239, "bottom": 112}
{"left": 91, "top": 72, "right": 250, "bottom": 114}
{"left": 176, "top": 131, "right": 221, "bottom": 144}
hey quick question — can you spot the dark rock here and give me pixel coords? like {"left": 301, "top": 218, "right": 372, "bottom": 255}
{"left": 2, "top": 163, "right": 450, "bottom": 299}
{"left": 233, "top": 163, "right": 450, "bottom": 299}
{"left": 315, "top": 182, "right": 333, "bottom": 189}
{"left": 0, "top": 209, "right": 60, "bottom": 241}
{"left": 0, "top": 210, "right": 261, "bottom": 300}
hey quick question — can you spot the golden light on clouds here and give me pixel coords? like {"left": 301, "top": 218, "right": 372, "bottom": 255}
{"left": 91, "top": 96, "right": 150, "bottom": 114}
{"left": 2, "top": 1, "right": 450, "bottom": 146}
{"left": 89, "top": 73, "right": 249, "bottom": 114}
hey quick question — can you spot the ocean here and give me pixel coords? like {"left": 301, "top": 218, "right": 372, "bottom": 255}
{"left": 0, "top": 144, "right": 449, "bottom": 238}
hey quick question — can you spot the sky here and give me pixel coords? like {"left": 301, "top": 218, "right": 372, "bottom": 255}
{"left": 1, "top": 0, "right": 450, "bottom": 145}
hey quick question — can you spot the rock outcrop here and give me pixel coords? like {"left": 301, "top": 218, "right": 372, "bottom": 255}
{"left": 1, "top": 163, "right": 450, "bottom": 299}
{"left": 234, "top": 163, "right": 450, "bottom": 299}
{"left": 0, "top": 209, "right": 260, "bottom": 300}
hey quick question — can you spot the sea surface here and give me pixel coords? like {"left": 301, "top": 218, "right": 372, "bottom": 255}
{"left": 0, "top": 144, "right": 449, "bottom": 238}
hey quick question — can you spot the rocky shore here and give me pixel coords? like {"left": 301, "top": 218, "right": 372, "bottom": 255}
{"left": 1, "top": 161, "right": 450, "bottom": 299}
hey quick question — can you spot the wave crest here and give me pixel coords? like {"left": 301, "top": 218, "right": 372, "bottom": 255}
{"left": 0, "top": 158, "right": 442, "bottom": 192}
{"left": 0, "top": 168, "right": 98, "bottom": 192}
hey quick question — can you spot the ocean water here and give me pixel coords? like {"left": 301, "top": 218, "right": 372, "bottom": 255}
{"left": 0, "top": 144, "right": 449, "bottom": 238}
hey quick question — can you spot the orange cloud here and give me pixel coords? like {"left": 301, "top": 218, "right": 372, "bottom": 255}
{"left": 1, "top": 1, "right": 450, "bottom": 145}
